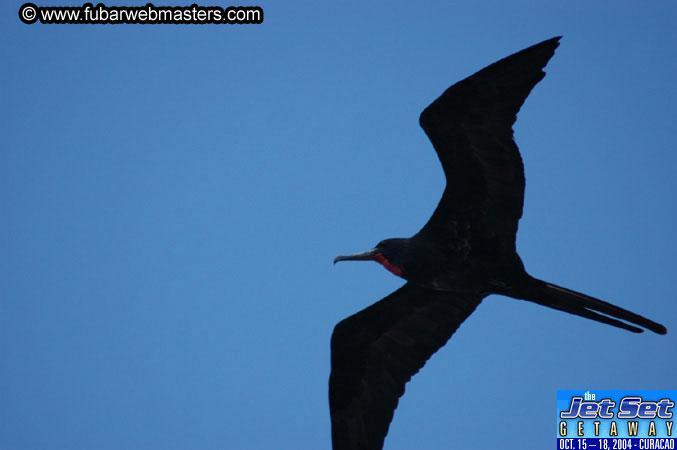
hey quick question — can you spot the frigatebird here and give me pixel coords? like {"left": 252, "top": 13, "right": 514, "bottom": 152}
{"left": 330, "top": 36, "right": 667, "bottom": 450}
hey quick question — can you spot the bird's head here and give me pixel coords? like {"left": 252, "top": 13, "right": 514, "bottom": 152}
{"left": 334, "top": 238, "right": 408, "bottom": 278}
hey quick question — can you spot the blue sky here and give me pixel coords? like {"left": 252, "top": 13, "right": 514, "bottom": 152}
{"left": 2, "top": 1, "right": 676, "bottom": 449}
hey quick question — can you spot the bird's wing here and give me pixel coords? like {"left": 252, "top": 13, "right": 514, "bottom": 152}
{"left": 329, "top": 282, "right": 483, "bottom": 450}
{"left": 419, "top": 36, "right": 561, "bottom": 242}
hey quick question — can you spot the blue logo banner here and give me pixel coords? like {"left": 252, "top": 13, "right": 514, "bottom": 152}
{"left": 557, "top": 390, "right": 676, "bottom": 449}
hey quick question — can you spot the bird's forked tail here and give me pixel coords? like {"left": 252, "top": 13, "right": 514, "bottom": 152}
{"left": 513, "top": 278, "right": 667, "bottom": 335}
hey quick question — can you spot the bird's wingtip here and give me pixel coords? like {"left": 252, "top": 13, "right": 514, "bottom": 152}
{"left": 540, "top": 36, "right": 562, "bottom": 44}
{"left": 539, "top": 36, "right": 562, "bottom": 49}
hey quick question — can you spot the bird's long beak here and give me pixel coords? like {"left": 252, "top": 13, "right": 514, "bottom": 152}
{"left": 333, "top": 248, "right": 380, "bottom": 264}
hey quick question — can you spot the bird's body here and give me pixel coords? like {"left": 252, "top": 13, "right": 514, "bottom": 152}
{"left": 330, "top": 36, "right": 667, "bottom": 450}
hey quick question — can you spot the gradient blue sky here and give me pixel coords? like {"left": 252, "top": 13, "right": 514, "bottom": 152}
{"left": 2, "top": 2, "right": 676, "bottom": 449}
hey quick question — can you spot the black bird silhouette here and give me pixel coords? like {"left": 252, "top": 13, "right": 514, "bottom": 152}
{"left": 330, "top": 37, "right": 667, "bottom": 450}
